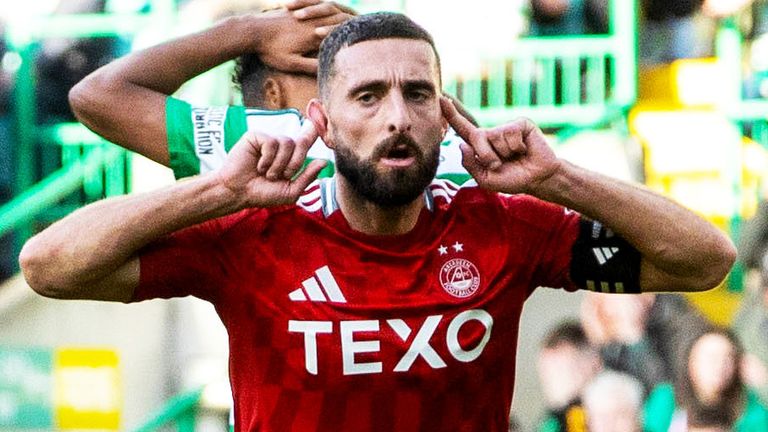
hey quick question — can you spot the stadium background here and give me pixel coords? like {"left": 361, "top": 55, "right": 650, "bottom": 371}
{"left": 0, "top": 0, "right": 766, "bottom": 430}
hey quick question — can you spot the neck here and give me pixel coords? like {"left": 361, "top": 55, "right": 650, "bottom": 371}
{"left": 334, "top": 175, "right": 425, "bottom": 236}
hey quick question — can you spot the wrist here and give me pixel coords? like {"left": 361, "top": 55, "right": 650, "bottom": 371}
{"left": 526, "top": 159, "right": 571, "bottom": 201}
{"left": 211, "top": 14, "right": 263, "bottom": 58}
{"left": 228, "top": 12, "right": 277, "bottom": 58}
{"left": 188, "top": 173, "right": 248, "bottom": 218}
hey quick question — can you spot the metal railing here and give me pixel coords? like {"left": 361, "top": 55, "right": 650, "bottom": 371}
{"left": 443, "top": 0, "right": 637, "bottom": 129}
{"left": 3, "top": 0, "right": 176, "bottom": 273}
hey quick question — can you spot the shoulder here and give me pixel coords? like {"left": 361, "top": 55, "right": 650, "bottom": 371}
{"left": 436, "top": 180, "right": 574, "bottom": 221}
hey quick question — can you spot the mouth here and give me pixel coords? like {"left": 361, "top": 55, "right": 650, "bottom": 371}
{"left": 377, "top": 137, "right": 419, "bottom": 168}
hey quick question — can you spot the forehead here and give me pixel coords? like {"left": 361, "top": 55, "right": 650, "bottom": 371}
{"left": 331, "top": 38, "right": 440, "bottom": 91}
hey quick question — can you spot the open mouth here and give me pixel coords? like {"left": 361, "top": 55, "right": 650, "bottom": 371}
{"left": 380, "top": 143, "right": 417, "bottom": 167}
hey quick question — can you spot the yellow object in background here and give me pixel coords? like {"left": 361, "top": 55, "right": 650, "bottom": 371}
{"left": 638, "top": 58, "right": 730, "bottom": 108}
{"left": 54, "top": 348, "right": 121, "bottom": 430}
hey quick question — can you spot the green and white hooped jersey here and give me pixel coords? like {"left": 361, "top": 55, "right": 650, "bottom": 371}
{"left": 166, "top": 97, "right": 471, "bottom": 184}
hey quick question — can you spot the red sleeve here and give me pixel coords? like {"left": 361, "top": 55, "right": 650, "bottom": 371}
{"left": 131, "top": 209, "right": 258, "bottom": 304}
{"left": 499, "top": 194, "right": 581, "bottom": 295}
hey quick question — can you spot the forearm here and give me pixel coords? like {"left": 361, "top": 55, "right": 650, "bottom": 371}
{"left": 68, "top": 15, "right": 262, "bottom": 163}
{"left": 19, "top": 174, "right": 242, "bottom": 298}
{"left": 533, "top": 161, "right": 737, "bottom": 290}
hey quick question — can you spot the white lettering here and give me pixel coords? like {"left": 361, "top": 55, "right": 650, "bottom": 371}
{"left": 446, "top": 309, "right": 493, "bottom": 363}
{"left": 340, "top": 320, "right": 382, "bottom": 375}
{"left": 288, "top": 309, "right": 494, "bottom": 376}
{"left": 389, "top": 316, "right": 447, "bottom": 372}
{"left": 288, "top": 320, "right": 332, "bottom": 375}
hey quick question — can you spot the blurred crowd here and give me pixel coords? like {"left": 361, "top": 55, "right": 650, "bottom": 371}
{"left": 525, "top": 276, "right": 768, "bottom": 431}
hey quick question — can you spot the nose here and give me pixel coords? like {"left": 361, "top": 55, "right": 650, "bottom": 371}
{"left": 386, "top": 93, "right": 412, "bottom": 134}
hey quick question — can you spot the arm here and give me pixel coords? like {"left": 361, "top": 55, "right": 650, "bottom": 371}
{"left": 19, "top": 124, "right": 325, "bottom": 302}
{"left": 441, "top": 97, "right": 737, "bottom": 292}
{"left": 68, "top": 1, "right": 351, "bottom": 165}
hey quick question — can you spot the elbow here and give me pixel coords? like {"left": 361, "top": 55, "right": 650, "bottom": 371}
{"left": 19, "top": 238, "right": 71, "bottom": 299}
{"left": 68, "top": 71, "right": 117, "bottom": 126}
{"left": 689, "top": 236, "right": 738, "bottom": 292}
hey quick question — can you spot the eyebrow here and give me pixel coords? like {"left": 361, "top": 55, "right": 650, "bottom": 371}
{"left": 347, "top": 79, "right": 437, "bottom": 98}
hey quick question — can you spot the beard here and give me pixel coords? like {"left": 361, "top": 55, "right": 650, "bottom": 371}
{"left": 333, "top": 132, "right": 440, "bottom": 208}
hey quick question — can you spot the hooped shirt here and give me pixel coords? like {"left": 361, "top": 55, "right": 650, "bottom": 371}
{"left": 165, "top": 97, "right": 472, "bottom": 184}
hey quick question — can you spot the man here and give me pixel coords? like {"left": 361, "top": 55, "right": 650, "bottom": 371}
{"left": 69, "top": 0, "right": 471, "bottom": 183}
{"left": 581, "top": 371, "right": 644, "bottom": 432}
{"left": 536, "top": 321, "right": 601, "bottom": 432}
{"left": 22, "top": 12, "right": 735, "bottom": 431}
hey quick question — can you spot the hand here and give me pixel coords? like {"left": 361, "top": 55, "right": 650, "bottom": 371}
{"left": 217, "top": 122, "right": 326, "bottom": 209}
{"left": 580, "top": 292, "right": 652, "bottom": 345}
{"left": 440, "top": 96, "right": 561, "bottom": 195}
{"left": 255, "top": 1, "right": 355, "bottom": 74}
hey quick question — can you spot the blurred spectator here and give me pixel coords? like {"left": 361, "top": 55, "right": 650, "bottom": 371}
{"left": 581, "top": 370, "right": 644, "bottom": 432}
{"left": 733, "top": 216, "right": 768, "bottom": 403}
{"left": 639, "top": 0, "right": 706, "bottom": 65}
{"left": 644, "top": 327, "right": 768, "bottom": 432}
{"left": 640, "top": 0, "right": 755, "bottom": 65}
{"left": 0, "top": 18, "right": 11, "bottom": 281}
{"left": 527, "top": 0, "right": 608, "bottom": 36}
{"left": 536, "top": 320, "right": 601, "bottom": 432}
{"left": 580, "top": 292, "right": 669, "bottom": 394}
{"left": 36, "top": 0, "right": 120, "bottom": 122}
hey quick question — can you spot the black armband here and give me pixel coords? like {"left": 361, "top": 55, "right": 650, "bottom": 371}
{"left": 570, "top": 219, "right": 641, "bottom": 294}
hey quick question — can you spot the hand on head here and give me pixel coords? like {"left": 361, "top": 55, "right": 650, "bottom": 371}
{"left": 439, "top": 96, "right": 561, "bottom": 195}
{"left": 217, "top": 121, "right": 326, "bottom": 208}
{"left": 258, "top": 0, "right": 355, "bottom": 74}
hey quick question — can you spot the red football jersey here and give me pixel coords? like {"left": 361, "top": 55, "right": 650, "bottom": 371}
{"left": 135, "top": 178, "right": 581, "bottom": 432}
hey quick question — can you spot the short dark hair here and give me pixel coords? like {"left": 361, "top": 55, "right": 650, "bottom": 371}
{"left": 317, "top": 12, "right": 440, "bottom": 99}
{"left": 675, "top": 327, "right": 744, "bottom": 424}
{"left": 542, "top": 321, "right": 590, "bottom": 350}
{"left": 232, "top": 52, "right": 273, "bottom": 107}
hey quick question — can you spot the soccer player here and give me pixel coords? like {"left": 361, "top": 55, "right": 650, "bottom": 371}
{"left": 22, "top": 12, "right": 736, "bottom": 431}
{"left": 69, "top": 0, "right": 471, "bottom": 184}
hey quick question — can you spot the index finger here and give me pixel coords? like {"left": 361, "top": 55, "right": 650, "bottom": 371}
{"left": 284, "top": 122, "right": 320, "bottom": 178}
{"left": 440, "top": 96, "right": 477, "bottom": 143}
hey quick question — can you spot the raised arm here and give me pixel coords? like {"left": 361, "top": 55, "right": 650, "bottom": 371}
{"left": 441, "top": 97, "right": 737, "bottom": 292}
{"left": 68, "top": 0, "right": 351, "bottom": 165}
{"left": 19, "top": 124, "right": 325, "bottom": 302}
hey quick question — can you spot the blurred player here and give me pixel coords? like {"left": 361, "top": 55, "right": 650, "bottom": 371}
{"left": 69, "top": 0, "right": 473, "bottom": 184}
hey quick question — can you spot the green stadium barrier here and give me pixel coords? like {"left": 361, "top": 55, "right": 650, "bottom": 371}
{"left": 0, "top": 144, "right": 122, "bottom": 238}
{"left": 131, "top": 387, "right": 204, "bottom": 432}
{"left": 442, "top": 0, "right": 637, "bottom": 129}
{"left": 3, "top": 0, "right": 176, "bottom": 274}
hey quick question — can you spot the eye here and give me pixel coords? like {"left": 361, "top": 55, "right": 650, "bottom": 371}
{"left": 407, "top": 89, "right": 431, "bottom": 102}
{"left": 357, "top": 92, "right": 378, "bottom": 105}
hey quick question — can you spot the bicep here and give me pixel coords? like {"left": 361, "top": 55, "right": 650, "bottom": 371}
{"left": 71, "top": 78, "right": 170, "bottom": 165}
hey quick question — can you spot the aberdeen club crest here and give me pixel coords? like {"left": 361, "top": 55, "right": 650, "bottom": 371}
{"left": 439, "top": 258, "right": 480, "bottom": 298}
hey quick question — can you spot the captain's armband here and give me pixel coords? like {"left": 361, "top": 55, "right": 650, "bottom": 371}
{"left": 570, "top": 219, "right": 641, "bottom": 294}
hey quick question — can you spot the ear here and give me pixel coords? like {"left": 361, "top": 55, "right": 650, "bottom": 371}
{"left": 262, "top": 77, "right": 286, "bottom": 110}
{"left": 306, "top": 99, "right": 332, "bottom": 148}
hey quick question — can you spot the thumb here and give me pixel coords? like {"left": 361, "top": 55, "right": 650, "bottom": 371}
{"left": 289, "top": 159, "right": 327, "bottom": 196}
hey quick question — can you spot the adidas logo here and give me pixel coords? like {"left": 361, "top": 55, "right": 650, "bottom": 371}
{"left": 592, "top": 247, "right": 619, "bottom": 265}
{"left": 289, "top": 266, "right": 347, "bottom": 303}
